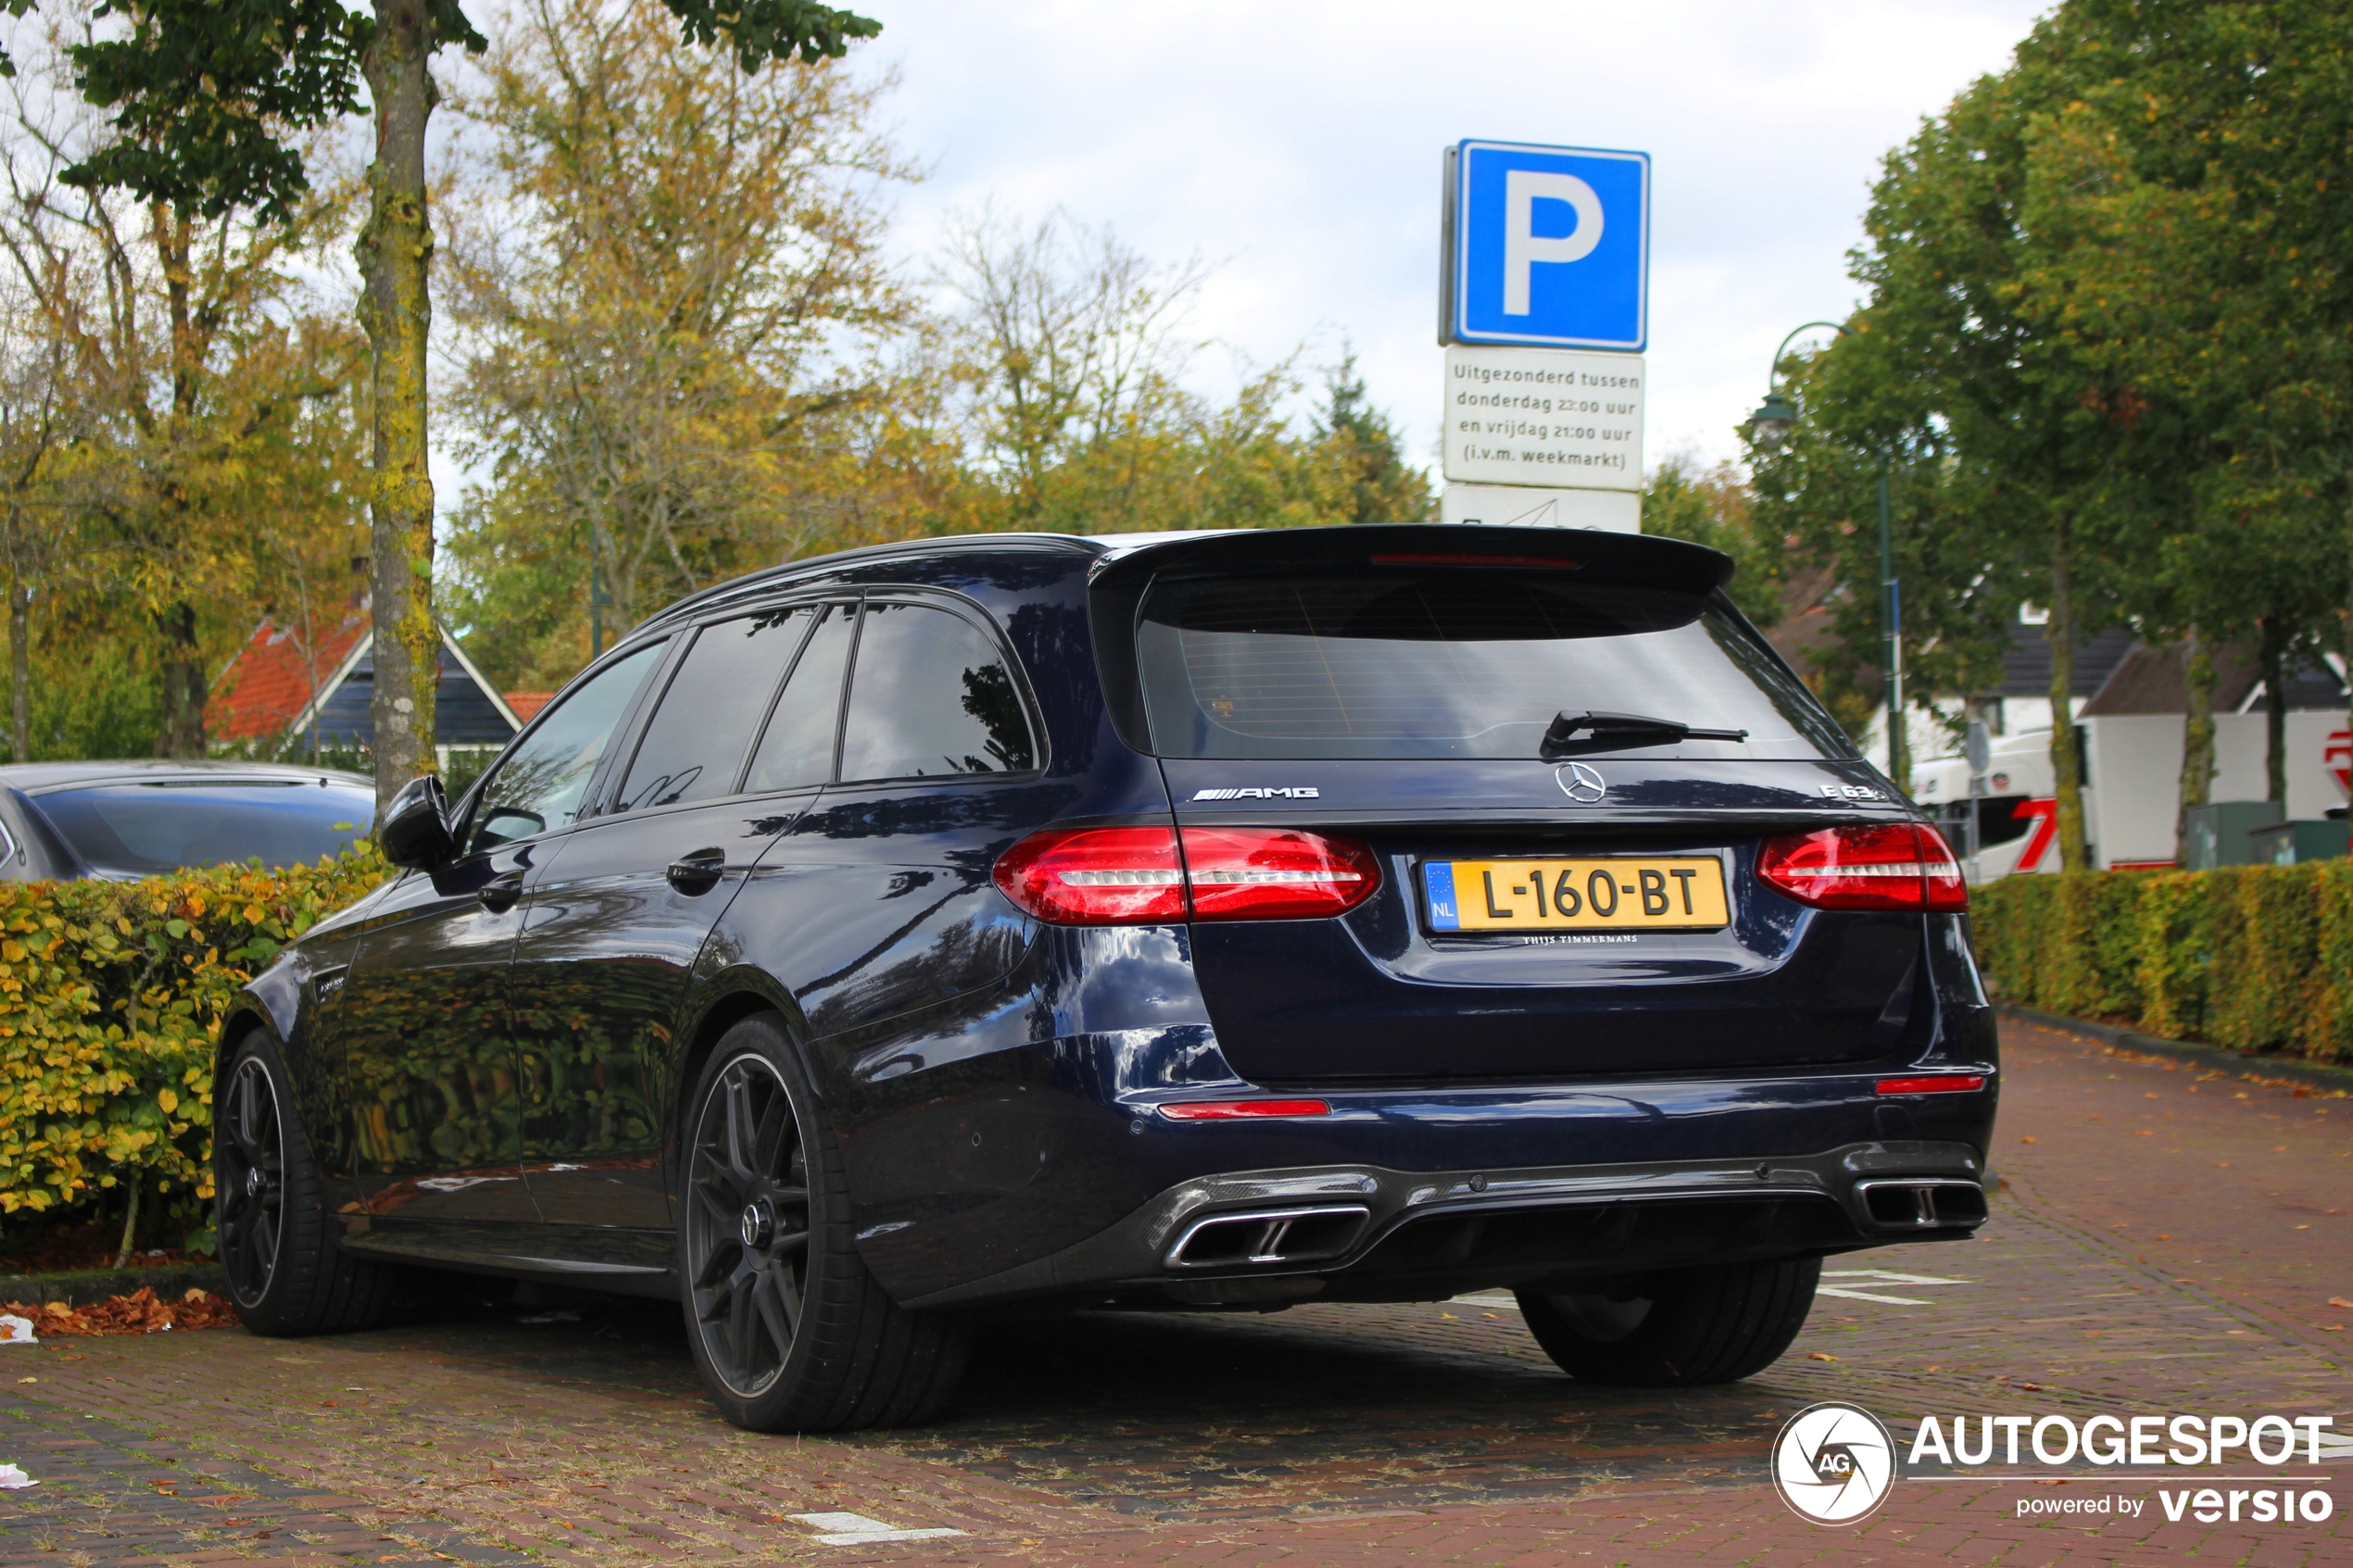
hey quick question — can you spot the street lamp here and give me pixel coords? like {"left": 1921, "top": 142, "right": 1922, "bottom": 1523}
{"left": 1745, "top": 320, "right": 1907, "bottom": 794}
{"left": 1744, "top": 389, "right": 1798, "bottom": 451}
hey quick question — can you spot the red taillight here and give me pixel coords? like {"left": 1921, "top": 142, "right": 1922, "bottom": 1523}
{"left": 1157, "top": 1098, "right": 1332, "bottom": 1121}
{"left": 1756, "top": 822, "right": 1969, "bottom": 912}
{"left": 1876, "top": 1075, "right": 1987, "bottom": 1095}
{"left": 993, "top": 826, "right": 1381, "bottom": 925}
{"left": 1181, "top": 827, "right": 1380, "bottom": 922}
{"left": 991, "top": 827, "right": 1185, "bottom": 924}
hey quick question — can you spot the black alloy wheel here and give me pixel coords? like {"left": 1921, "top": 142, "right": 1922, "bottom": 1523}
{"left": 211, "top": 1032, "right": 401, "bottom": 1336}
{"left": 675, "top": 1014, "right": 971, "bottom": 1432}
{"left": 685, "top": 1050, "right": 812, "bottom": 1398}
{"left": 217, "top": 1055, "right": 287, "bottom": 1307}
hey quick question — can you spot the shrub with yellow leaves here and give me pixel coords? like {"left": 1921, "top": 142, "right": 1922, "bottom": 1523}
{"left": 0, "top": 847, "right": 389, "bottom": 1248}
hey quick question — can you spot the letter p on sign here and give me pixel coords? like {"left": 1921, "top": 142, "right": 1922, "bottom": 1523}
{"left": 1451, "top": 139, "right": 1649, "bottom": 352}
{"left": 1504, "top": 170, "right": 1603, "bottom": 314}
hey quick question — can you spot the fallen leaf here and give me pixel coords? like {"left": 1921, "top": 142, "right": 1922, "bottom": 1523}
{"left": 2157, "top": 1234, "right": 2172, "bottom": 1240}
{"left": 1438, "top": 1311, "right": 1459, "bottom": 1320}
{"left": 1806, "top": 1351, "right": 1839, "bottom": 1362}
{"left": 14, "top": 1377, "right": 31, "bottom": 1385}
{"left": 2327, "top": 1297, "right": 2353, "bottom": 1309}
{"left": 2020, "top": 1135, "right": 2038, "bottom": 1145}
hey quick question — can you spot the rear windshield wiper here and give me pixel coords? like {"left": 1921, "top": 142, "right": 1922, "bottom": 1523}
{"left": 1541, "top": 709, "right": 1750, "bottom": 759}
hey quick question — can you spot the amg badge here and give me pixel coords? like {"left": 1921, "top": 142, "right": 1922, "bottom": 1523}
{"left": 1191, "top": 786, "right": 1320, "bottom": 800}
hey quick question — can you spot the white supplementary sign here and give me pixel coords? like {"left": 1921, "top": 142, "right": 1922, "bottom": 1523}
{"left": 1440, "top": 483, "right": 1639, "bottom": 533}
{"left": 1441, "top": 345, "right": 1643, "bottom": 491}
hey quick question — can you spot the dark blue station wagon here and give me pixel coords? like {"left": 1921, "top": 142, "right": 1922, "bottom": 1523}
{"left": 217, "top": 525, "right": 1996, "bottom": 1432}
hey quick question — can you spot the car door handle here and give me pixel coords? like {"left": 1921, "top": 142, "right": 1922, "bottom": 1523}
{"left": 479, "top": 871, "right": 524, "bottom": 913}
{"left": 667, "top": 848, "right": 726, "bottom": 894}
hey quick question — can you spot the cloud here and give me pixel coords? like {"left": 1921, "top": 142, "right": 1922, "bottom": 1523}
{"left": 862, "top": 0, "right": 2049, "bottom": 477}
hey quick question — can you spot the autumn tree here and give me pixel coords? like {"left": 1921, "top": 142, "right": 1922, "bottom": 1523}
{"left": 938, "top": 209, "right": 1413, "bottom": 539}
{"left": 1313, "top": 347, "right": 1428, "bottom": 524}
{"left": 440, "top": 0, "right": 913, "bottom": 689}
{"left": 31, "top": 0, "right": 877, "bottom": 809}
{"left": 0, "top": 11, "right": 369, "bottom": 759}
{"left": 1642, "top": 452, "right": 1789, "bottom": 632}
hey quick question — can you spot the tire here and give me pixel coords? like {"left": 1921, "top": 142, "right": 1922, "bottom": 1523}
{"left": 1515, "top": 1257, "right": 1820, "bottom": 1387}
{"left": 215, "top": 1030, "right": 401, "bottom": 1336}
{"left": 678, "top": 1013, "right": 970, "bottom": 1432}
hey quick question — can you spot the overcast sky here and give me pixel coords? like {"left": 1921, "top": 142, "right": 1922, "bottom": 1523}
{"left": 854, "top": 0, "right": 2053, "bottom": 483}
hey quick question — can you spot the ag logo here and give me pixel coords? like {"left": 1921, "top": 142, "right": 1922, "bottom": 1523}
{"left": 1771, "top": 1401, "right": 1896, "bottom": 1525}
{"left": 1554, "top": 761, "right": 1606, "bottom": 804}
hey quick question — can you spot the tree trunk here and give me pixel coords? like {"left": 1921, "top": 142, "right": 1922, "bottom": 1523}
{"left": 2176, "top": 628, "right": 2215, "bottom": 864}
{"left": 112, "top": 1177, "right": 140, "bottom": 1271}
{"left": 2259, "top": 615, "right": 2288, "bottom": 809}
{"left": 2046, "top": 535, "right": 2087, "bottom": 871}
{"left": 154, "top": 207, "right": 207, "bottom": 760}
{"left": 7, "top": 573, "right": 26, "bottom": 766}
{"left": 357, "top": 0, "right": 442, "bottom": 816}
{"left": 157, "top": 599, "right": 205, "bottom": 758}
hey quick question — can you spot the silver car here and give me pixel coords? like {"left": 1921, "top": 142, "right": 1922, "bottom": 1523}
{"left": 0, "top": 760, "right": 375, "bottom": 880}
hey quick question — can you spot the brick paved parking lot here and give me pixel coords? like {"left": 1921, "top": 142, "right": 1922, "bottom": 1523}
{"left": 2, "top": 1018, "right": 2347, "bottom": 1567}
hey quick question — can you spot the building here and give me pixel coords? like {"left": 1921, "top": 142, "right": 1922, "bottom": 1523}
{"left": 1896, "top": 613, "right": 2348, "bottom": 873}
{"left": 208, "top": 604, "right": 525, "bottom": 756}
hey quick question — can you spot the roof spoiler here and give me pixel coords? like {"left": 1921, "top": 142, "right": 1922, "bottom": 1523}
{"left": 1084, "top": 523, "right": 1734, "bottom": 596}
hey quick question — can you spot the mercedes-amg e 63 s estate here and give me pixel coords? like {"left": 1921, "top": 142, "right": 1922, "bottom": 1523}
{"left": 216, "top": 524, "right": 1997, "bottom": 1432}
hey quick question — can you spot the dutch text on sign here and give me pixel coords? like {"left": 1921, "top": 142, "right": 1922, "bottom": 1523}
{"left": 1441, "top": 345, "right": 1645, "bottom": 489}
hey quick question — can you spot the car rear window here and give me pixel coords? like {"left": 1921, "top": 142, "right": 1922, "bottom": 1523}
{"left": 35, "top": 783, "right": 374, "bottom": 874}
{"left": 1134, "top": 571, "right": 1853, "bottom": 761}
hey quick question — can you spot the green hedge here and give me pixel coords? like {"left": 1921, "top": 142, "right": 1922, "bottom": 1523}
{"left": 0, "top": 849, "right": 389, "bottom": 1246}
{"left": 1971, "top": 863, "right": 2353, "bottom": 1063}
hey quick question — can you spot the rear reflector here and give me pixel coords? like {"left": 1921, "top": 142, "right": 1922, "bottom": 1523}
{"left": 1875, "top": 1075, "right": 1988, "bottom": 1095}
{"left": 1157, "top": 1098, "right": 1332, "bottom": 1120}
{"left": 1756, "top": 822, "right": 1968, "bottom": 912}
{"left": 994, "top": 826, "right": 1380, "bottom": 925}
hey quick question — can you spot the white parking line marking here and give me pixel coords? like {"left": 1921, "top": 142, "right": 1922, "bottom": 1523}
{"left": 1453, "top": 1294, "right": 1518, "bottom": 1309}
{"left": 1818, "top": 1286, "right": 1932, "bottom": 1305}
{"left": 1823, "top": 1269, "right": 1973, "bottom": 1286}
{"left": 791, "top": 1512, "right": 965, "bottom": 1546}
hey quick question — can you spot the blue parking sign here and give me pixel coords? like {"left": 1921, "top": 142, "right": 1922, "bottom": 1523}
{"left": 1450, "top": 139, "right": 1649, "bottom": 352}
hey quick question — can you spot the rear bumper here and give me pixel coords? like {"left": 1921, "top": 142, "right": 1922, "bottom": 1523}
{"left": 900, "top": 1137, "right": 1988, "bottom": 1311}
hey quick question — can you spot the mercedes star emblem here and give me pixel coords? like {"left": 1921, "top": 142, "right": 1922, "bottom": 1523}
{"left": 1554, "top": 761, "right": 1607, "bottom": 803}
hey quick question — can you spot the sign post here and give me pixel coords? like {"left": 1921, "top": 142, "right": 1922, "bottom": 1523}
{"left": 1439, "top": 139, "right": 1650, "bottom": 531}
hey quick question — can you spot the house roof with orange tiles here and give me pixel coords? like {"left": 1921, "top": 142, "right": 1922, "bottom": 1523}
{"left": 208, "top": 608, "right": 373, "bottom": 742}
{"left": 209, "top": 608, "right": 527, "bottom": 747}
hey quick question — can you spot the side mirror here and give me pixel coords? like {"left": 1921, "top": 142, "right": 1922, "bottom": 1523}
{"left": 378, "top": 774, "right": 456, "bottom": 869}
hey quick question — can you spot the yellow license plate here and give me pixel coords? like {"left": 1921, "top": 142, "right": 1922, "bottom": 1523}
{"left": 1422, "top": 857, "right": 1730, "bottom": 932}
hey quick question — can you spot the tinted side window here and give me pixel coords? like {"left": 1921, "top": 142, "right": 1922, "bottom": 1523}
{"left": 617, "top": 608, "right": 812, "bottom": 810}
{"left": 837, "top": 602, "right": 1036, "bottom": 783}
{"left": 470, "top": 641, "right": 665, "bottom": 853}
{"left": 744, "top": 603, "right": 854, "bottom": 793}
